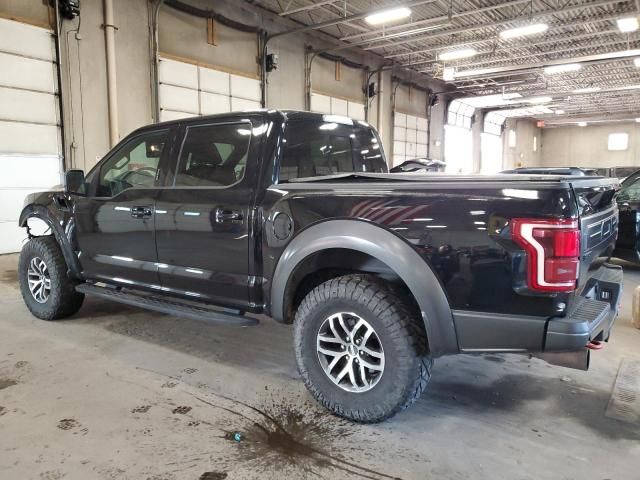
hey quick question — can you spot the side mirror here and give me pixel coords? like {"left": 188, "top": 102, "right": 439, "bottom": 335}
{"left": 65, "top": 169, "right": 85, "bottom": 194}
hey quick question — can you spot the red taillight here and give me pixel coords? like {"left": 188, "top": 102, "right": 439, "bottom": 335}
{"left": 511, "top": 218, "right": 580, "bottom": 292}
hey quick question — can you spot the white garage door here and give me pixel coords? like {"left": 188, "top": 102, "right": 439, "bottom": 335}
{"left": 310, "top": 92, "right": 365, "bottom": 121}
{"left": 392, "top": 112, "right": 428, "bottom": 167}
{"left": 0, "top": 18, "right": 63, "bottom": 254}
{"left": 158, "top": 56, "right": 262, "bottom": 122}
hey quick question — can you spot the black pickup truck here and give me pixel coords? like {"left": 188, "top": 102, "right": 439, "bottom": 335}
{"left": 18, "top": 110, "right": 622, "bottom": 422}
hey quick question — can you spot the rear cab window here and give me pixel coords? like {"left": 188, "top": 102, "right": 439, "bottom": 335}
{"left": 279, "top": 117, "right": 387, "bottom": 182}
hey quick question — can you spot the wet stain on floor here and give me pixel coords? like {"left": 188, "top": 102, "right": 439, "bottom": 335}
{"left": 0, "top": 378, "right": 17, "bottom": 390}
{"left": 0, "top": 269, "right": 17, "bottom": 286}
{"left": 132, "top": 405, "right": 151, "bottom": 414}
{"left": 194, "top": 393, "right": 400, "bottom": 480}
{"left": 198, "top": 473, "right": 227, "bottom": 480}
{"left": 172, "top": 406, "right": 192, "bottom": 415}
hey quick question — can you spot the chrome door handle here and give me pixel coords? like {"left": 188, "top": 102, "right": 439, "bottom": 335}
{"left": 215, "top": 208, "right": 243, "bottom": 223}
{"left": 131, "top": 206, "right": 153, "bottom": 219}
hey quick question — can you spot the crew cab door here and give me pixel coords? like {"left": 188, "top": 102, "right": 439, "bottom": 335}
{"left": 74, "top": 128, "right": 175, "bottom": 288}
{"left": 154, "top": 118, "right": 263, "bottom": 309}
{"left": 617, "top": 175, "right": 640, "bottom": 259}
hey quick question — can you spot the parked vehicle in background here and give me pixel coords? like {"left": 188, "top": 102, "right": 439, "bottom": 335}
{"left": 18, "top": 110, "right": 623, "bottom": 423}
{"left": 614, "top": 169, "right": 640, "bottom": 263}
{"left": 595, "top": 166, "right": 640, "bottom": 181}
{"left": 390, "top": 158, "right": 446, "bottom": 173}
{"left": 502, "top": 167, "right": 598, "bottom": 176}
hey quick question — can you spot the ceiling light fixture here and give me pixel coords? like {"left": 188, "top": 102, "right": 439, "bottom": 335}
{"left": 634, "top": 57, "right": 640, "bottom": 67}
{"left": 544, "top": 63, "right": 582, "bottom": 74}
{"left": 578, "top": 122, "right": 587, "bottom": 127}
{"left": 573, "top": 86, "right": 601, "bottom": 93}
{"left": 365, "top": 6, "right": 411, "bottom": 25}
{"left": 555, "top": 109, "right": 565, "bottom": 115}
{"left": 499, "top": 23, "right": 549, "bottom": 39}
{"left": 617, "top": 17, "right": 639, "bottom": 33}
{"left": 439, "top": 48, "right": 478, "bottom": 61}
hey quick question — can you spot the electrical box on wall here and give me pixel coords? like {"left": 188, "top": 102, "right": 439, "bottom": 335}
{"left": 54, "top": 0, "right": 80, "bottom": 20}
{"left": 266, "top": 53, "right": 279, "bottom": 72}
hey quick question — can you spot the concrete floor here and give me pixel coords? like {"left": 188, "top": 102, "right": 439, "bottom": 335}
{"left": 0, "top": 254, "right": 639, "bottom": 480}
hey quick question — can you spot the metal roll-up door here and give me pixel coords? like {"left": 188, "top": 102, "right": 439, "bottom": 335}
{"left": 0, "top": 18, "right": 63, "bottom": 254}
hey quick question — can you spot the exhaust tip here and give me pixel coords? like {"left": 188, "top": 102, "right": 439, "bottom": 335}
{"left": 533, "top": 349, "right": 590, "bottom": 371}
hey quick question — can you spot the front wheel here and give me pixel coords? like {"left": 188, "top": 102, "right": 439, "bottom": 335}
{"left": 18, "top": 237, "right": 84, "bottom": 320}
{"left": 293, "top": 274, "right": 432, "bottom": 423}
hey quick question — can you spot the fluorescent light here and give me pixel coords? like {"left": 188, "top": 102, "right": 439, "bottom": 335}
{"left": 544, "top": 63, "right": 582, "bottom": 74}
{"left": 365, "top": 7, "right": 411, "bottom": 25}
{"left": 439, "top": 48, "right": 477, "bottom": 61}
{"left": 578, "top": 122, "right": 587, "bottom": 127}
{"left": 526, "top": 96, "right": 552, "bottom": 104}
{"left": 573, "top": 86, "right": 601, "bottom": 93}
{"left": 636, "top": 118, "right": 640, "bottom": 122}
{"left": 500, "top": 23, "right": 548, "bottom": 39}
{"left": 634, "top": 57, "right": 640, "bottom": 67}
{"left": 555, "top": 109, "right": 565, "bottom": 115}
{"left": 617, "top": 17, "right": 639, "bottom": 33}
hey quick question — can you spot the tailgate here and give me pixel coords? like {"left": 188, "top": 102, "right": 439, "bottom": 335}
{"left": 571, "top": 177, "right": 620, "bottom": 284}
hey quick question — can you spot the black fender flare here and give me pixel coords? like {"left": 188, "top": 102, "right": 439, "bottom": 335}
{"left": 270, "top": 219, "right": 459, "bottom": 357}
{"left": 18, "top": 204, "right": 83, "bottom": 280}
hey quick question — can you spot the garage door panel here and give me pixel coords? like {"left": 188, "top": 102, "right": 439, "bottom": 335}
{"left": 331, "top": 98, "right": 348, "bottom": 116}
{"left": 230, "top": 75, "right": 260, "bottom": 102}
{"left": 417, "top": 117, "right": 428, "bottom": 130}
{"left": 159, "top": 58, "right": 198, "bottom": 89}
{"left": 417, "top": 131, "right": 428, "bottom": 145}
{"left": 0, "top": 121, "right": 59, "bottom": 155}
{"left": 0, "top": 87, "right": 57, "bottom": 124}
{"left": 311, "top": 93, "right": 331, "bottom": 114}
{"left": 393, "top": 126, "right": 406, "bottom": 142}
{"left": 201, "top": 92, "right": 231, "bottom": 115}
{"left": 0, "top": 52, "right": 55, "bottom": 93}
{"left": 394, "top": 112, "right": 406, "bottom": 127}
{"left": 0, "top": 18, "right": 54, "bottom": 61}
{"left": 0, "top": 188, "right": 44, "bottom": 222}
{"left": 159, "top": 110, "right": 195, "bottom": 122}
{"left": 417, "top": 144, "right": 427, "bottom": 157}
{"left": 199, "top": 67, "right": 229, "bottom": 95}
{"left": 348, "top": 101, "right": 365, "bottom": 121}
{"left": 0, "top": 221, "right": 27, "bottom": 254}
{"left": 158, "top": 84, "right": 198, "bottom": 115}
{"left": 0, "top": 154, "right": 61, "bottom": 189}
{"left": 231, "top": 97, "right": 260, "bottom": 111}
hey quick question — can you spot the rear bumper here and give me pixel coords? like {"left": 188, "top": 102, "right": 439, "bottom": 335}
{"left": 545, "top": 263, "right": 623, "bottom": 351}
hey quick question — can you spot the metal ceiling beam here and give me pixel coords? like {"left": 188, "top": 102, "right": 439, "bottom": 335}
{"left": 339, "top": 0, "right": 532, "bottom": 42}
{"left": 268, "top": 0, "right": 437, "bottom": 40}
{"left": 360, "top": 0, "right": 631, "bottom": 51}
{"left": 452, "top": 49, "right": 640, "bottom": 79}
{"left": 279, "top": 0, "right": 339, "bottom": 16}
{"left": 392, "top": 27, "right": 625, "bottom": 64}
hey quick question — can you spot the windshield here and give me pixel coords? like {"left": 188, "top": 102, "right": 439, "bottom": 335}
{"left": 279, "top": 119, "right": 387, "bottom": 181}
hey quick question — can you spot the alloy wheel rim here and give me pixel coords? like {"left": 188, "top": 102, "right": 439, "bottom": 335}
{"left": 27, "top": 257, "right": 51, "bottom": 303}
{"left": 316, "top": 312, "right": 385, "bottom": 393}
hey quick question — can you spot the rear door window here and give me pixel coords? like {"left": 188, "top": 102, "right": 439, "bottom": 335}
{"left": 279, "top": 119, "right": 387, "bottom": 181}
{"left": 175, "top": 123, "right": 251, "bottom": 187}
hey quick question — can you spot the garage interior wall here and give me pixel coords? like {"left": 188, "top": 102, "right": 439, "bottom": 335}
{"left": 539, "top": 122, "right": 640, "bottom": 168}
{"left": 502, "top": 118, "right": 542, "bottom": 170}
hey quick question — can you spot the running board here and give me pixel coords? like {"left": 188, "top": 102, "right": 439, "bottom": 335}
{"left": 76, "top": 283, "right": 258, "bottom": 327}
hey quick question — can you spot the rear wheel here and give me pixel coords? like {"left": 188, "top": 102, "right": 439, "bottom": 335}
{"left": 18, "top": 237, "right": 84, "bottom": 320}
{"left": 293, "top": 274, "right": 432, "bottom": 423}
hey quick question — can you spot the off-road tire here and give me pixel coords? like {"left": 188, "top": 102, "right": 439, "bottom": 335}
{"left": 18, "top": 237, "right": 84, "bottom": 320}
{"left": 293, "top": 274, "right": 432, "bottom": 423}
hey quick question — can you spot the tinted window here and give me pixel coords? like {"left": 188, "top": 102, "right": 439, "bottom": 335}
{"left": 619, "top": 179, "right": 640, "bottom": 202}
{"left": 96, "top": 129, "right": 168, "bottom": 197}
{"left": 279, "top": 119, "right": 387, "bottom": 181}
{"left": 175, "top": 123, "right": 250, "bottom": 187}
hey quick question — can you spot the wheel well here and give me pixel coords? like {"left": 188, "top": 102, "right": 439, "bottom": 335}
{"left": 282, "top": 248, "right": 423, "bottom": 328}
